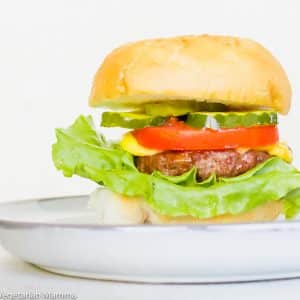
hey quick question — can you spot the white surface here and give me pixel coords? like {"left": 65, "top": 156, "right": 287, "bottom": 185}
{"left": 2, "top": 247, "right": 300, "bottom": 300}
{"left": 0, "top": 0, "right": 300, "bottom": 202}
{"left": 2, "top": 196, "right": 300, "bottom": 283}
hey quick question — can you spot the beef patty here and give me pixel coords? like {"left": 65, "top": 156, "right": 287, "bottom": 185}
{"left": 135, "top": 150, "right": 270, "bottom": 181}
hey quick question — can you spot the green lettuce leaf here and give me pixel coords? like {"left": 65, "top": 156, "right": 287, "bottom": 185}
{"left": 52, "top": 115, "right": 300, "bottom": 219}
{"left": 52, "top": 116, "right": 136, "bottom": 180}
{"left": 152, "top": 168, "right": 216, "bottom": 187}
{"left": 283, "top": 188, "right": 300, "bottom": 219}
{"left": 220, "top": 157, "right": 297, "bottom": 183}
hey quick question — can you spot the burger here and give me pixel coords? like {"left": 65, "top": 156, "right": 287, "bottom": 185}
{"left": 52, "top": 34, "right": 300, "bottom": 224}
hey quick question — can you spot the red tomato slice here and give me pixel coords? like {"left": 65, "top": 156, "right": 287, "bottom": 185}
{"left": 133, "top": 122, "right": 279, "bottom": 151}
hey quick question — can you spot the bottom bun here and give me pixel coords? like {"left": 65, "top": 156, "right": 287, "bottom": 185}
{"left": 89, "top": 188, "right": 283, "bottom": 225}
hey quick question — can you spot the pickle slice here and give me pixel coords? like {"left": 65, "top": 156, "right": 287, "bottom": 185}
{"left": 102, "top": 110, "right": 277, "bottom": 129}
{"left": 186, "top": 111, "right": 278, "bottom": 129}
{"left": 144, "top": 101, "right": 227, "bottom": 116}
{"left": 101, "top": 112, "right": 167, "bottom": 129}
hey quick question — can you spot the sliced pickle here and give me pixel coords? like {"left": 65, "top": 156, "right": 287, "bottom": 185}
{"left": 186, "top": 111, "right": 278, "bottom": 129}
{"left": 101, "top": 112, "right": 167, "bottom": 129}
{"left": 144, "top": 101, "right": 227, "bottom": 116}
{"left": 102, "top": 110, "right": 277, "bottom": 129}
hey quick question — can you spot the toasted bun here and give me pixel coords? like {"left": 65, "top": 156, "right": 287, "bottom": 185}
{"left": 89, "top": 35, "right": 291, "bottom": 114}
{"left": 89, "top": 188, "right": 282, "bottom": 225}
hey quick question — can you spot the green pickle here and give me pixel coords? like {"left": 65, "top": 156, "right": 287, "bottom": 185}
{"left": 144, "top": 101, "right": 227, "bottom": 116}
{"left": 101, "top": 112, "right": 167, "bottom": 129}
{"left": 101, "top": 101, "right": 277, "bottom": 129}
{"left": 186, "top": 111, "right": 278, "bottom": 129}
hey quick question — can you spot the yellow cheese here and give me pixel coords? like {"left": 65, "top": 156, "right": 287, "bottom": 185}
{"left": 120, "top": 133, "right": 162, "bottom": 156}
{"left": 237, "top": 142, "right": 292, "bottom": 163}
{"left": 259, "top": 142, "right": 292, "bottom": 163}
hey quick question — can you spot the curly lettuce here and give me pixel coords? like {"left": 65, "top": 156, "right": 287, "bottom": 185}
{"left": 52, "top": 115, "right": 300, "bottom": 219}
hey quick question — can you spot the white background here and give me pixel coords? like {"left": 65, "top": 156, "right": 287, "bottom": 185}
{"left": 0, "top": 0, "right": 299, "bottom": 202}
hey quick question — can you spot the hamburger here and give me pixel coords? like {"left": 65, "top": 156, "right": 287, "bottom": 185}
{"left": 52, "top": 34, "right": 300, "bottom": 224}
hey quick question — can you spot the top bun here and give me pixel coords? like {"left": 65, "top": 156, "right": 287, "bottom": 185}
{"left": 89, "top": 35, "right": 291, "bottom": 114}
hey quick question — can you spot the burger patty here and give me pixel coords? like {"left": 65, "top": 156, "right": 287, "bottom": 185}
{"left": 135, "top": 150, "right": 270, "bottom": 181}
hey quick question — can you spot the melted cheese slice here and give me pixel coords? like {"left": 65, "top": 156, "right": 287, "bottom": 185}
{"left": 121, "top": 133, "right": 292, "bottom": 162}
{"left": 120, "top": 133, "right": 162, "bottom": 156}
{"left": 237, "top": 142, "right": 292, "bottom": 163}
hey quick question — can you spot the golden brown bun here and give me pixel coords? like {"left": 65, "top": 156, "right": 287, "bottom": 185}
{"left": 89, "top": 35, "right": 291, "bottom": 114}
{"left": 90, "top": 188, "right": 282, "bottom": 224}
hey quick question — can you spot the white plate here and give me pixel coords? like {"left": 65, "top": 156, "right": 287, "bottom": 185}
{"left": 0, "top": 195, "right": 300, "bottom": 283}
